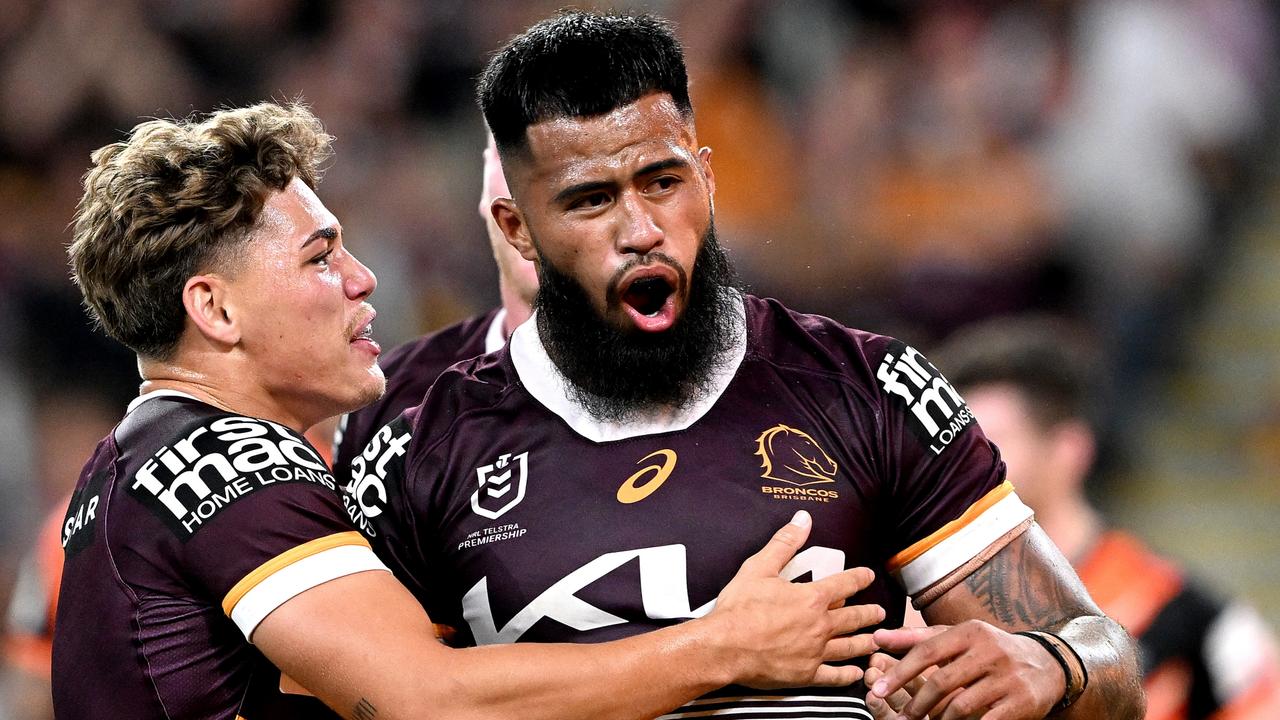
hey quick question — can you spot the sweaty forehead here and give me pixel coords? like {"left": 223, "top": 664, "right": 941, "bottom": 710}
{"left": 519, "top": 94, "right": 697, "bottom": 189}
{"left": 255, "top": 177, "right": 338, "bottom": 246}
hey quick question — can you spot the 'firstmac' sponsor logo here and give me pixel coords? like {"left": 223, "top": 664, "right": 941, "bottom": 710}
{"left": 128, "top": 416, "right": 335, "bottom": 540}
{"left": 342, "top": 416, "right": 413, "bottom": 538}
{"left": 876, "top": 340, "right": 975, "bottom": 455}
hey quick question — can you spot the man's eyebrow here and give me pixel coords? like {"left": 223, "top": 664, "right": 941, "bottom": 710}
{"left": 300, "top": 226, "right": 338, "bottom": 249}
{"left": 636, "top": 157, "right": 689, "bottom": 177}
{"left": 551, "top": 157, "right": 692, "bottom": 206}
{"left": 552, "top": 180, "right": 613, "bottom": 206}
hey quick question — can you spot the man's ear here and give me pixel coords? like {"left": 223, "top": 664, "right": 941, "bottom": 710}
{"left": 492, "top": 198, "right": 537, "bottom": 262}
{"left": 698, "top": 145, "right": 716, "bottom": 200}
{"left": 182, "top": 274, "right": 240, "bottom": 347}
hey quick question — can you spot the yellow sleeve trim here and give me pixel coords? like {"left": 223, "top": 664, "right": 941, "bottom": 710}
{"left": 222, "top": 531, "right": 371, "bottom": 616}
{"left": 887, "top": 481, "right": 1014, "bottom": 571}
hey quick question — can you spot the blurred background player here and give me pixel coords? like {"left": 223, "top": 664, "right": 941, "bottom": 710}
{"left": 331, "top": 134, "right": 535, "bottom": 483}
{"left": 937, "top": 315, "right": 1280, "bottom": 720}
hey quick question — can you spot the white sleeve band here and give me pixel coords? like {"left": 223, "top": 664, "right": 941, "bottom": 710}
{"left": 229, "top": 544, "right": 389, "bottom": 640}
{"left": 893, "top": 493, "right": 1034, "bottom": 596}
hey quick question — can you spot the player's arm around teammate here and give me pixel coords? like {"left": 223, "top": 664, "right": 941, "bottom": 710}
{"left": 869, "top": 526, "right": 1144, "bottom": 719}
{"left": 254, "top": 509, "right": 884, "bottom": 720}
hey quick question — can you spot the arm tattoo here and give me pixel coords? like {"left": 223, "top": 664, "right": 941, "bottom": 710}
{"left": 963, "top": 534, "right": 1078, "bottom": 629}
{"left": 353, "top": 698, "right": 378, "bottom": 720}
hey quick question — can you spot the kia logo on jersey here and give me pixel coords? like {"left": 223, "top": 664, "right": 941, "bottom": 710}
{"left": 471, "top": 451, "right": 529, "bottom": 520}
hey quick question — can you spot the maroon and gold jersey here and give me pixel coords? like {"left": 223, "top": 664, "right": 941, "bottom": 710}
{"left": 52, "top": 392, "right": 387, "bottom": 720}
{"left": 344, "top": 295, "right": 1032, "bottom": 718}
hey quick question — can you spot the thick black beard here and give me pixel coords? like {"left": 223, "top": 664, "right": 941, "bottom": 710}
{"left": 535, "top": 224, "right": 741, "bottom": 422}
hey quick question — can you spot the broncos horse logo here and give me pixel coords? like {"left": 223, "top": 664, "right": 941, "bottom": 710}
{"left": 754, "top": 425, "right": 838, "bottom": 486}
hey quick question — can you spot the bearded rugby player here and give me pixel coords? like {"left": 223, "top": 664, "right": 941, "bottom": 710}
{"left": 52, "top": 101, "right": 889, "bottom": 719}
{"left": 342, "top": 11, "right": 1145, "bottom": 720}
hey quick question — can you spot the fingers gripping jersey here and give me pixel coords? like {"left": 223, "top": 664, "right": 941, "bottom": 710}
{"left": 52, "top": 392, "right": 386, "bottom": 720}
{"left": 346, "top": 295, "right": 1032, "bottom": 718}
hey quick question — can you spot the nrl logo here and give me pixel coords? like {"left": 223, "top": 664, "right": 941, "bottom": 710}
{"left": 754, "top": 425, "right": 838, "bottom": 486}
{"left": 471, "top": 451, "right": 529, "bottom": 520}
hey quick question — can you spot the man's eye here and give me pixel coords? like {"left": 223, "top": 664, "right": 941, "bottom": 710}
{"left": 650, "top": 176, "right": 679, "bottom": 191}
{"left": 574, "top": 192, "right": 610, "bottom": 209}
{"left": 311, "top": 249, "right": 334, "bottom": 266}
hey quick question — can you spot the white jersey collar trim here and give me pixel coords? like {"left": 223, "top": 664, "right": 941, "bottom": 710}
{"left": 509, "top": 293, "right": 747, "bottom": 443}
{"left": 484, "top": 308, "right": 509, "bottom": 354}
{"left": 127, "top": 389, "right": 202, "bottom": 415}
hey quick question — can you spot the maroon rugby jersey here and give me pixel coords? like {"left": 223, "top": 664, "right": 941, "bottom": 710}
{"left": 344, "top": 295, "right": 1032, "bottom": 719}
{"left": 53, "top": 392, "right": 386, "bottom": 720}
{"left": 332, "top": 308, "right": 503, "bottom": 488}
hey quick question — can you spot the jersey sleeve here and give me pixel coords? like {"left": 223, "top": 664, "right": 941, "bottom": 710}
{"left": 128, "top": 414, "right": 388, "bottom": 640}
{"left": 868, "top": 337, "right": 1033, "bottom": 601}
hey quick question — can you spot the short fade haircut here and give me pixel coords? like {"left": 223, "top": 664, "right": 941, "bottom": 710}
{"left": 934, "top": 315, "right": 1097, "bottom": 430}
{"left": 477, "top": 9, "right": 693, "bottom": 158}
{"left": 69, "top": 102, "right": 332, "bottom": 361}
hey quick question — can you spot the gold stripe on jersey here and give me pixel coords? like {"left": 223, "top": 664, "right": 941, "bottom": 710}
{"left": 222, "top": 531, "right": 371, "bottom": 616}
{"left": 887, "top": 481, "right": 1015, "bottom": 571}
{"left": 888, "top": 482, "right": 1034, "bottom": 597}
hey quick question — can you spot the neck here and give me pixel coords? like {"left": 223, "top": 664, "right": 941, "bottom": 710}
{"left": 139, "top": 358, "right": 311, "bottom": 433}
{"left": 1032, "top": 494, "right": 1102, "bottom": 565}
{"left": 498, "top": 280, "right": 533, "bottom": 338}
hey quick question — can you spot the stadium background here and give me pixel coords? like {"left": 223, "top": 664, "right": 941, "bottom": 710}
{"left": 0, "top": 0, "right": 1277, "bottom": 714}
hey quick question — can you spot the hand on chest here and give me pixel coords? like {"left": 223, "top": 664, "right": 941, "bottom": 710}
{"left": 437, "top": 418, "right": 880, "bottom": 645}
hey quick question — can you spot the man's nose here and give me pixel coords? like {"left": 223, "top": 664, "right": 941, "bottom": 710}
{"left": 343, "top": 251, "right": 378, "bottom": 300}
{"left": 615, "top": 193, "right": 664, "bottom": 255}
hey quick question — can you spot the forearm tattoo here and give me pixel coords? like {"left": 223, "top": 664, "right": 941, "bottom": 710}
{"left": 963, "top": 535, "right": 1077, "bottom": 629}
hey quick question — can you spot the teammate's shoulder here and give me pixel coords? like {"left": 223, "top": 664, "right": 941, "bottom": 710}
{"left": 379, "top": 309, "right": 498, "bottom": 380}
{"left": 745, "top": 294, "right": 899, "bottom": 375}
{"left": 409, "top": 345, "right": 515, "bottom": 431}
{"left": 348, "top": 310, "right": 503, "bottom": 438}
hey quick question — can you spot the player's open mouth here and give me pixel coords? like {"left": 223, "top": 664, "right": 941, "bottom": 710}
{"left": 624, "top": 276, "right": 673, "bottom": 316}
{"left": 619, "top": 271, "right": 679, "bottom": 332}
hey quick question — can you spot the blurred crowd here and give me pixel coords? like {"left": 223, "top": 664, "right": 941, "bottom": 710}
{"left": 0, "top": 0, "right": 1275, "bottom": 714}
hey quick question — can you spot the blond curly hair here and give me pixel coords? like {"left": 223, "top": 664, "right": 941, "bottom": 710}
{"left": 69, "top": 102, "right": 333, "bottom": 360}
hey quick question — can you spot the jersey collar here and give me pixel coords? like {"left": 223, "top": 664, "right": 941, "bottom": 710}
{"left": 509, "top": 291, "right": 747, "bottom": 443}
{"left": 126, "top": 389, "right": 202, "bottom": 415}
{"left": 484, "top": 308, "right": 508, "bottom": 354}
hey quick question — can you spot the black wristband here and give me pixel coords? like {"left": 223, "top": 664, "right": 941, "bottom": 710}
{"left": 1015, "top": 630, "right": 1089, "bottom": 713}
